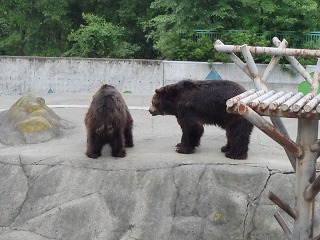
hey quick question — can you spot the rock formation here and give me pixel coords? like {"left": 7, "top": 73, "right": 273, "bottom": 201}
{"left": 0, "top": 94, "right": 72, "bottom": 145}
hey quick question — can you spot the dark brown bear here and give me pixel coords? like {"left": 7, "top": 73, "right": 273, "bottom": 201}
{"left": 85, "top": 84, "right": 133, "bottom": 158}
{"left": 149, "top": 80, "right": 253, "bottom": 159}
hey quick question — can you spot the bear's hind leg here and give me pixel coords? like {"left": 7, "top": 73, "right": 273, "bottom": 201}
{"left": 176, "top": 120, "right": 204, "bottom": 154}
{"left": 110, "top": 133, "right": 126, "bottom": 158}
{"left": 124, "top": 124, "right": 134, "bottom": 147}
{"left": 221, "top": 130, "right": 231, "bottom": 153}
{"left": 86, "top": 132, "right": 104, "bottom": 159}
{"left": 225, "top": 120, "right": 253, "bottom": 160}
{"left": 225, "top": 148, "right": 248, "bottom": 160}
{"left": 221, "top": 143, "right": 231, "bottom": 153}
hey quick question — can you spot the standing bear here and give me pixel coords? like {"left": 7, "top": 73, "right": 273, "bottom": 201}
{"left": 85, "top": 84, "right": 133, "bottom": 159}
{"left": 149, "top": 80, "right": 253, "bottom": 159}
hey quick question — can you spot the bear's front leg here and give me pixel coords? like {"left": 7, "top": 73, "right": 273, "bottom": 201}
{"left": 175, "top": 119, "right": 204, "bottom": 154}
{"left": 110, "top": 133, "right": 126, "bottom": 158}
{"left": 175, "top": 142, "right": 194, "bottom": 154}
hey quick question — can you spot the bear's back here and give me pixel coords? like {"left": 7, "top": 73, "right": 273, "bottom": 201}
{"left": 196, "top": 80, "right": 245, "bottom": 97}
{"left": 179, "top": 80, "right": 245, "bottom": 106}
{"left": 177, "top": 80, "right": 246, "bottom": 125}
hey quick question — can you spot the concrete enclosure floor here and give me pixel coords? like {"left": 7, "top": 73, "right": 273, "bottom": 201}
{"left": 0, "top": 93, "right": 319, "bottom": 240}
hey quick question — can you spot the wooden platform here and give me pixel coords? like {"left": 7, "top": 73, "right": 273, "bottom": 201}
{"left": 227, "top": 89, "right": 320, "bottom": 120}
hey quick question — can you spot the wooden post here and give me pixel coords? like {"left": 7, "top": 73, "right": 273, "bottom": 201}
{"left": 293, "top": 119, "right": 318, "bottom": 239}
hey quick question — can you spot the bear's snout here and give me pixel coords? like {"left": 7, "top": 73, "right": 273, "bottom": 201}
{"left": 149, "top": 105, "right": 159, "bottom": 116}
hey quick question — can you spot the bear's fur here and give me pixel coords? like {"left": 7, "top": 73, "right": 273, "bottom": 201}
{"left": 85, "top": 84, "right": 133, "bottom": 158}
{"left": 149, "top": 80, "right": 253, "bottom": 159}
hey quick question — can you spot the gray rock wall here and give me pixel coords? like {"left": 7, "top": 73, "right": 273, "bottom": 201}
{"left": 0, "top": 156, "right": 307, "bottom": 240}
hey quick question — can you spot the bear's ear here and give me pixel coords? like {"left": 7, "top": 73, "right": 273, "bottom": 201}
{"left": 99, "top": 84, "right": 108, "bottom": 91}
{"left": 155, "top": 85, "right": 177, "bottom": 95}
{"left": 155, "top": 87, "right": 164, "bottom": 94}
{"left": 181, "top": 80, "right": 196, "bottom": 90}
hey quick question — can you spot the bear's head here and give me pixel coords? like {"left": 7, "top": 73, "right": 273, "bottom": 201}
{"left": 149, "top": 87, "right": 169, "bottom": 116}
{"left": 87, "top": 84, "right": 123, "bottom": 129}
{"left": 149, "top": 80, "right": 196, "bottom": 116}
{"left": 92, "top": 92, "right": 117, "bottom": 118}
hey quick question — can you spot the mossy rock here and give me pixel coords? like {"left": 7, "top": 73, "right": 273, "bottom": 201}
{"left": 17, "top": 117, "right": 54, "bottom": 132}
{"left": 0, "top": 94, "right": 73, "bottom": 145}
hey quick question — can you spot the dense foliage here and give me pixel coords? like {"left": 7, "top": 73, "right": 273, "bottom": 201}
{"left": 1, "top": 0, "right": 320, "bottom": 62}
{"left": 64, "top": 13, "right": 139, "bottom": 58}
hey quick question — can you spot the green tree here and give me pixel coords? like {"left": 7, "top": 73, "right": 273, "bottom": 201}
{"left": 65, "top": 0, "right": 156, "bottom": 58}
{"left": 144, "top": 0, "right": 320, "bottom": 61}
{"left": 64, "top": 13, "right": 140, "bottom": 58}
{"left": 1, "top": 0, "right": 320, "bottom": 60}
{"left": 106, "top": 0, "right": 156, "bottom": 58}
{"left": 144, "top": 0, "right": 244, "bottom": 60}
{"left": 0, "top": 0, "right": 71, "bottom": 56}
{"left": 241, "top": 0, "right": 319, "bottom": 32}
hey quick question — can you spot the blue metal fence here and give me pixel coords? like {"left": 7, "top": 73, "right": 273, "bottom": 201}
{"left": 192, "top": 30, "right": 320, "bottom": 48}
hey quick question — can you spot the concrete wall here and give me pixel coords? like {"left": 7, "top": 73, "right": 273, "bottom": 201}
{"left": 0, "top": 57, "right": 164, "bottom": 95}
{"left": 0, "top": 56, "right": 314, "bottom": 95}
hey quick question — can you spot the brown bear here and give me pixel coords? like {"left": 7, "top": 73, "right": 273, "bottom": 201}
{"left": 149, "top": 80, "right": 253, "bottom": 159}
{"left": 85, "top": 84, "right": 133, "bottom": 158}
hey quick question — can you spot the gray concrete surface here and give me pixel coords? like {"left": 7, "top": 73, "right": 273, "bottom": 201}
{"left": 0, "top": 93, "right": 319, "bottom": 240}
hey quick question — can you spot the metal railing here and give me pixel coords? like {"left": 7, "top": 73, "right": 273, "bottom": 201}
{"left": 193, "top": 30, "right": 320, "bottom": 48}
